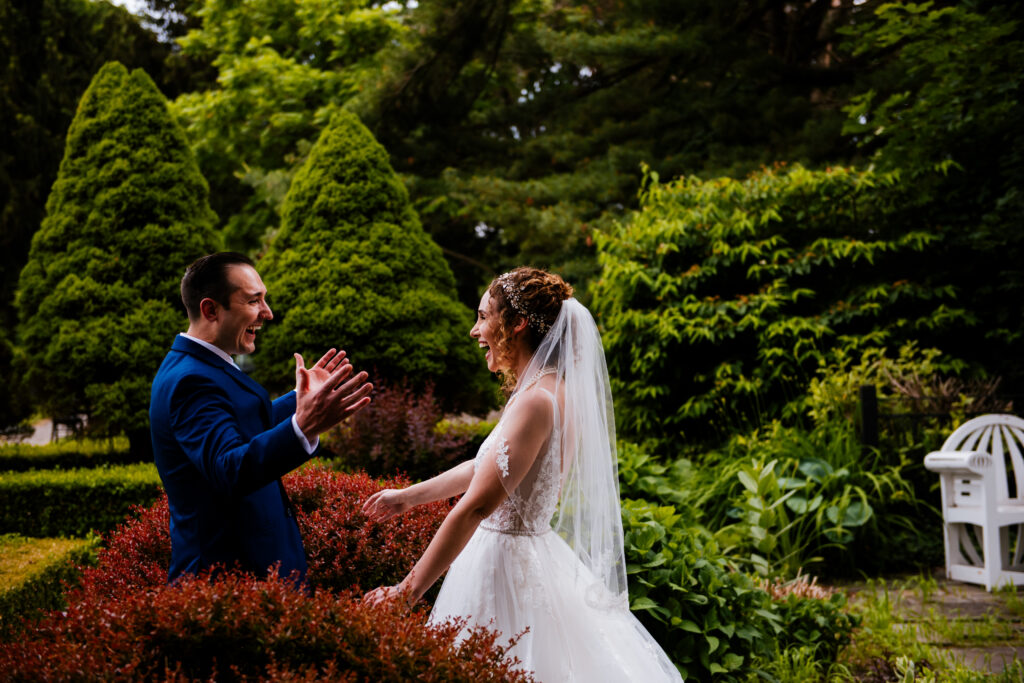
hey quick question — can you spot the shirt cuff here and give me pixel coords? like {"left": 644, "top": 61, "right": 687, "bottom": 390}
{"left": 291, "top": 415, "right": 319, "bottom": 454}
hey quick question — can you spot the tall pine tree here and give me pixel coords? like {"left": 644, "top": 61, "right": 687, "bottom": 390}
{"left": 16, "top": 61, "right": 219, "bottom": 455}
{"left": 255, "top": 111, "right": 491, "bottom": 408}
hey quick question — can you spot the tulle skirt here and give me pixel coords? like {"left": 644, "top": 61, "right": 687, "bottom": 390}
{"left": 428, "top": 526, "right": 684, "bottom": 682}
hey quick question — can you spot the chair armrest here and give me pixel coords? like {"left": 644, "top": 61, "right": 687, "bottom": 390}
{"left": 924, "top": 450, "right": 993, "bottom": 475}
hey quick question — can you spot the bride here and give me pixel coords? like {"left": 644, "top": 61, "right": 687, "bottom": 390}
{"left": 363, "top": 267, "right": 682, "bottom": 682}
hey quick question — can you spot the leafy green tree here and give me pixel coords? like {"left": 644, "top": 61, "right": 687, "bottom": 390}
{"left": 254, "top": 111, "right": 491, "bottom": 408}
{"left": 343, "top": 0, "right": 884, "bottom": 298}
{"left": 170, "top": 0, "right": 878, "bottom": 300}
{"left": 592, "top": 164, "right": 969, "bottom": 451}
{"left": 171, "top": 0, "right": 402, "bottom": 252}
{"left": 842, "top": 1, "right": 1024, "bottom": 389}
{"left": 0, "top": 0, "right": 174, "bottom": 427}
{"left": 16, "top": 61, "right": 219, "bottom": 456}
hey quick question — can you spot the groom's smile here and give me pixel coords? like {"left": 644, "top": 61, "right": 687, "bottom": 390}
{"left": 214, "top": 264, "right": 273, "bottom": 356}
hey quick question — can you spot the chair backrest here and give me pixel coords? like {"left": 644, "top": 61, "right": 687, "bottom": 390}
{"left": 943, "top": 414, "right": 1024, "bottom": 503}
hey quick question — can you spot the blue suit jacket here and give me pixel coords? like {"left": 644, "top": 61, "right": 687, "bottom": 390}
{"left": 150, "top": 335, "right": 313, "bottom": 583}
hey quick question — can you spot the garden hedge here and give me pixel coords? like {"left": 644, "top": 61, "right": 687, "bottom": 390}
{"left": 69, "top": 466, "right": 452, "bottom": 603}
{"left": 0, "top": 572, "right": 534, "bottom": 681}
{"left": 0, "top": 437, "right": 136, "bottom": 473}
{"left": 0, "top": 467, "right": 505, "bottom": 680}
{"left": 0, "top": 463, "right": 162, "bottom": 537}
{"left": 0, "top": 534, "right": 98, "bottom": 641}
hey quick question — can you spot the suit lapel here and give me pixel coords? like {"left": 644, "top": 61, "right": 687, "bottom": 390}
{"left": 171, "top": 336, "right": 273, "bottom": 425}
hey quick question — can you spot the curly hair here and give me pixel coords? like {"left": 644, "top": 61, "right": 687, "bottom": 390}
{"left": 486, "top": 267, "right": 573, "bottom": 392}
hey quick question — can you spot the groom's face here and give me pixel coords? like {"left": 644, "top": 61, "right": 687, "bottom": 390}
{"left": 212, "top": 264, "right": 273, "bottom": 356}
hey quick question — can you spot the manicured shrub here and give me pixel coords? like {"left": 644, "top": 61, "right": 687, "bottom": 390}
{"left": 0, "top": 534, "right": 98, "bottom": 641}
{"left": 622, "top": 499, "right": 777, "bottom": 682}
{"left": 0, "top": 572, "right": 534, "bottom": 681}
{"left": 0, "top": 463, "right": 163, "bottom": 537}
{"left": 73, "top": 466, "right": 451, "bottom": 602}
{"left": 287, "top": 466, "right": 452, "bottom": 594}
{"left": 0, "top": 436, "right": 134, "bottom": 472}
{"left": 253, "top": 110, "right": 491, "bottom": 408}
{"left": 324, "top": 379, "right": 493, "bottom": 481}
{"left": 15, "top": 61, "right": 220, "bottom": 458}
{"left": 71, "top": 493, "right": 172, "bottom": 601}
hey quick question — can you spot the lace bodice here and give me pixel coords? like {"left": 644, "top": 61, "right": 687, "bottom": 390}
{"left": 474, "top": 389, "right": 561, "bottom": 535}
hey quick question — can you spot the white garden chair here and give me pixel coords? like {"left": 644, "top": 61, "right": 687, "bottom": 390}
{"left": 924, "top": 414, "right": 1024, "bottom": 591}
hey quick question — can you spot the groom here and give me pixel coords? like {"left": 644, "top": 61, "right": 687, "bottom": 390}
{"left": 150, "top": 252, "right": 372, "bottom": 583}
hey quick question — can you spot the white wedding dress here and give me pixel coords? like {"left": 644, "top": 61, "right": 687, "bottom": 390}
{"left": 428, "top": 385, "right": 683, "bottom": 682}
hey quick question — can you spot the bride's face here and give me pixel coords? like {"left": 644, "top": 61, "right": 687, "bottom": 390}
{"left": 470, "top": 290, "right": 505, "bottom": 373}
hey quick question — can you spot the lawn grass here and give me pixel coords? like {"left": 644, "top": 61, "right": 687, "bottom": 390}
{"left": 0, "top": 533, "right": 98, "bottom": 640}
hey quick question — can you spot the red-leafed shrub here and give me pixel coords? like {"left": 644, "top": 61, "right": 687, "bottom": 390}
{"left": 288, "top": 466, "right": 452, "bottom": 593}
{"left": 324, "top": 379, "right": 488, "bottom": 481}
{"left": 0, "top": 572, "right": 533, "bottom": 682}
{"left": 73, "top": 466, "right": 451, "bottom": 602}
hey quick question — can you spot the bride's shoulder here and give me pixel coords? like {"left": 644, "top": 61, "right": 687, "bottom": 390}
{"left": 508, "top": 387, "right": 556, "bottom": 423}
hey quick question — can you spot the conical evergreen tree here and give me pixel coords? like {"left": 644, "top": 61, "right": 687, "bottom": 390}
{"left": 256, "top": 111, "right": 490, "bottom": 407}
{"left": 16, "top": 61, "right": 219, "bottom": 455}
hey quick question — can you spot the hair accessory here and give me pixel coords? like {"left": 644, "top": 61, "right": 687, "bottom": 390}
{"left": 497, "top": 272, "right": 552, "bottom": 335}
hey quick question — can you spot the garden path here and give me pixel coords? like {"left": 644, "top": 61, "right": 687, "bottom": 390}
{"left": 844, "top": 570, "right": 1024, "bottom": 675}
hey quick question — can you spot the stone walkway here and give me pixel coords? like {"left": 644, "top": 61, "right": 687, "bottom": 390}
{"left": 845, "top": 571, "right": 1024, "bottom": 675}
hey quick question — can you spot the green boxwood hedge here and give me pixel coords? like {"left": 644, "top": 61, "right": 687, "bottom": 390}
{"left": 0, "top": 534, "right": 99, "bottom": 640}
{"left": 0, "top": 463, "right": 162, "bottom": 537}
{"left": 0, "top": 437, "right": 137, "bottom": 473}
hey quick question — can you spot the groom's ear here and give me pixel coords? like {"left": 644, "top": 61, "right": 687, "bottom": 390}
{"left": 199, "top": 297, "right": 220, "bottom": 322}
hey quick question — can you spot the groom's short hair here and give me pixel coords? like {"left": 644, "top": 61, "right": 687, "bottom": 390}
{"left": 181, "top": 252, "right": 256, "bottom": 320}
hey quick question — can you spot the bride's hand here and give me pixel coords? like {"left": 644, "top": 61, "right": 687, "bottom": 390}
{"left": 361, "top": 488, "right": 411, "bottom": 521}
{"left": 363, "top": 584, "right": 410, "bottom": 607}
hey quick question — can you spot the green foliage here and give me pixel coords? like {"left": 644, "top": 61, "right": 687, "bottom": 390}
{"left": 592, "top": 163, "right": 966, "bottom": 450}
{"left": 0, "top": 0, "right": 175, "bottom": 428}
{"left": 715, "top": 454, "right": 875, "bottom": 578}
{"left": 0, "top": 534, "right": 98, "bottom": 641}
{"left": 0, "top": 327, "right": 28, "bottom": 429}
{"left": 804, "top": 343, "right": 963, "bottom": 429}
{"left": 840, "top": 2, "right": 1024, "bottom": 390}
{"left": 357, "top": 0, "right": 881, "bottom": 299}
{"left": 623, "top": 498, "right": 777, "bottom": 682}
{"left": 14, "top": 62, "right": 219, "bottom": 450}
{"left": 617, "top": 441, "right": 695, "bottom": 510}
{"left": 0, "top": 463, "right": 162, "bottom": 537}
{"left": 0, "top": 437, "right": 133, "bottom": 473}
{"left": 254, "top": 111, "right": 491, "bottom": 407}
{"left": 842, "top": 2, "right": 1023, "bottom": 180}
{"left": 771, "top": 592, "right": 859, "bottom": 666}
{"left": 171, "top": 0, "right": 402, "bottom": 252}
{"left": 170, "top": 1, "right": 885, "bottom": 301}
{"left": 705, "top": 420, "right": 922, "bottom": 578}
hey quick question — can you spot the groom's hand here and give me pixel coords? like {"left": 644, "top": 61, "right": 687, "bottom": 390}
{"left": 297, "top": 348, "right": 349, "bottom": 394}
{"left": 294, "top": 349, "right": 373, "bottom": 443}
